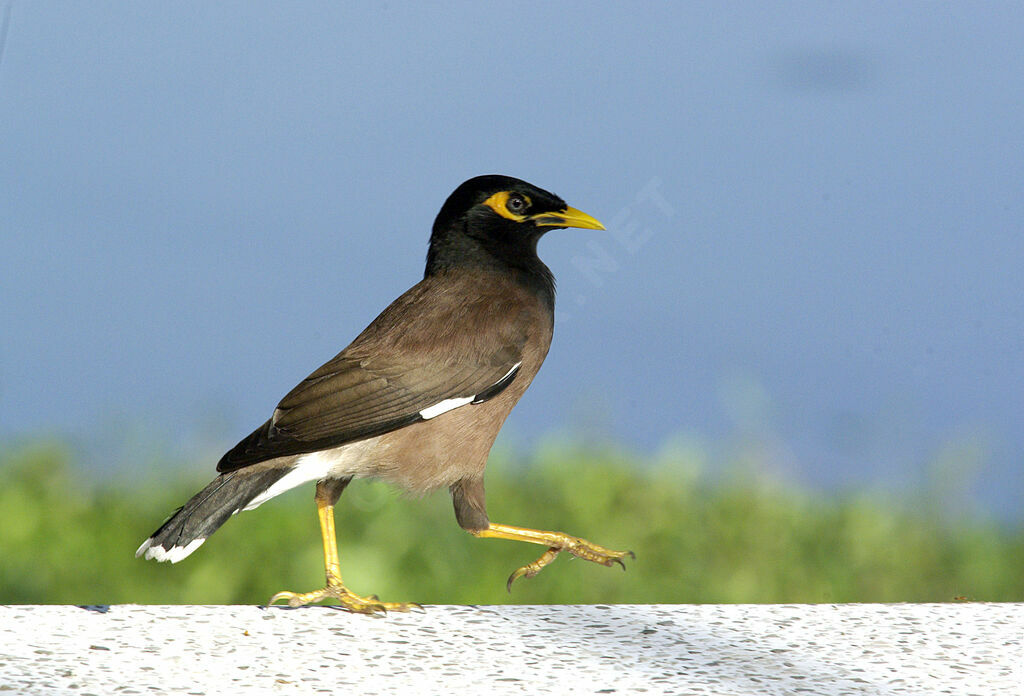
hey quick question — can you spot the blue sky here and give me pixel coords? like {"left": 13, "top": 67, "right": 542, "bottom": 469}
{"left": 1, "top": 3, "right": 1022, "bottom": 518}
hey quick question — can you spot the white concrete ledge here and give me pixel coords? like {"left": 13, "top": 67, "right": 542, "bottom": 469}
{"left": 1, "top": 604, "right": 1020, "bottom": 695}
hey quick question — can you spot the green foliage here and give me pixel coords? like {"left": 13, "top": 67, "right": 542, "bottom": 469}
{"left": 1, "top": 439, "right": 1021, "bottom": 605}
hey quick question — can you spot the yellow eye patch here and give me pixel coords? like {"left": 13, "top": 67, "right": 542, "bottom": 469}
{"left": 482, "top": 191, "right": 532, "bottom": 221}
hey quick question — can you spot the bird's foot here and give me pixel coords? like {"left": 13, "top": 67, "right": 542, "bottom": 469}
{"left": 268, "top": 582, "right": 421, "bottom": 615}
{"left": 506, "top": 535, "right": 635, "bottom": 591}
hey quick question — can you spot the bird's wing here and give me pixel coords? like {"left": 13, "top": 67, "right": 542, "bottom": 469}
{"left": 216, "top": 343, "right": 523, "bottom": 472}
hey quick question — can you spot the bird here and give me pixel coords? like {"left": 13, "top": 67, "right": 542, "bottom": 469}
{"left": 136, "top": 174, "right": 633, "bottom": 613}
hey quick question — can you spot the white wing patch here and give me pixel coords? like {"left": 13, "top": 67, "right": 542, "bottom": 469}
{"left": 417, "top": 361, "right": 522, "bottom": 420}
{"left": 419, "top": 396, "right": 474, "bottom": 420}
{"left": 495, "top": 361, "right": 522, "bottom": 384}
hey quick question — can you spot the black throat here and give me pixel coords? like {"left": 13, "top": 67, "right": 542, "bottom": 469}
{"left": 425, "top": 218, "right": 556, "bottom": 313}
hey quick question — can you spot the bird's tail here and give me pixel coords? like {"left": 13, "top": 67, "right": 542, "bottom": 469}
{"left": 136, "top": 468, "right": 289, "bottom": 563}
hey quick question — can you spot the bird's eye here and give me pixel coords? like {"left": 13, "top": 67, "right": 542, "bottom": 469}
{"left": 506, "top": 195, "right": 527, "bottom": 214}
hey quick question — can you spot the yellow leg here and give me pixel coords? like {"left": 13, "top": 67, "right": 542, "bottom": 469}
{"left": 268, "top": 483, "right": 420, "bottom": 614}
{"left": 472, "top": 522, "right": 634, "bottom": 591}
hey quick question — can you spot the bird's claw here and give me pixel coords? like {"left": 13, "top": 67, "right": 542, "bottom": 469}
{"left": 506, "top": 547, "right": 560, "bottom": 591}
{"left": 506, "top": 540, "right": 634, "bottom": 591}
{"left": 609, "top": 550, "right": 636, "bottom": 571}
{"left": 267, "top": 583, "right": 419, "bottom": 615}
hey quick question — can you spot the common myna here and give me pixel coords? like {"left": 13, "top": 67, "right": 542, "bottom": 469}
{"left": 137, "top": 175, "right": 632, "bottom": 613}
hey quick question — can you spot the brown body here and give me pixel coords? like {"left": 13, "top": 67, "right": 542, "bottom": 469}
{"left": 349, "top": 270, "right": 550, "bottom": 492}
{"left": 137, "top": 175, "right": 630, "bottom": 612}
{"left": 295, "top": 269, "right": 553, "bottom": 529}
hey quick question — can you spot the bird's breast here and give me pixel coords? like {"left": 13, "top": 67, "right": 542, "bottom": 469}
{"left": 371, "top": 323, "right": 551, "bottom": 495}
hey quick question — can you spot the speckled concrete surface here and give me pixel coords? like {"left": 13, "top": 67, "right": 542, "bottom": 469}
{"left": 0, "top": 604, "right": 1020, "bottom": 695}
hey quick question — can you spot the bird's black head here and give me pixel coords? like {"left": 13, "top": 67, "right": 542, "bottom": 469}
{"left": 426, "top": 175, "right": 604, "bottom": 287}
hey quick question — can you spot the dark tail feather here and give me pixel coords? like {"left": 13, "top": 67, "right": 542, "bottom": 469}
{"left": 136, "top": 468, "right": 289, "bottom": 563}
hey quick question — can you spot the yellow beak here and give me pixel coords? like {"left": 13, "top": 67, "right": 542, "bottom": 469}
{"left": 530, "top": 205, "right": 606, "bottom": 230}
